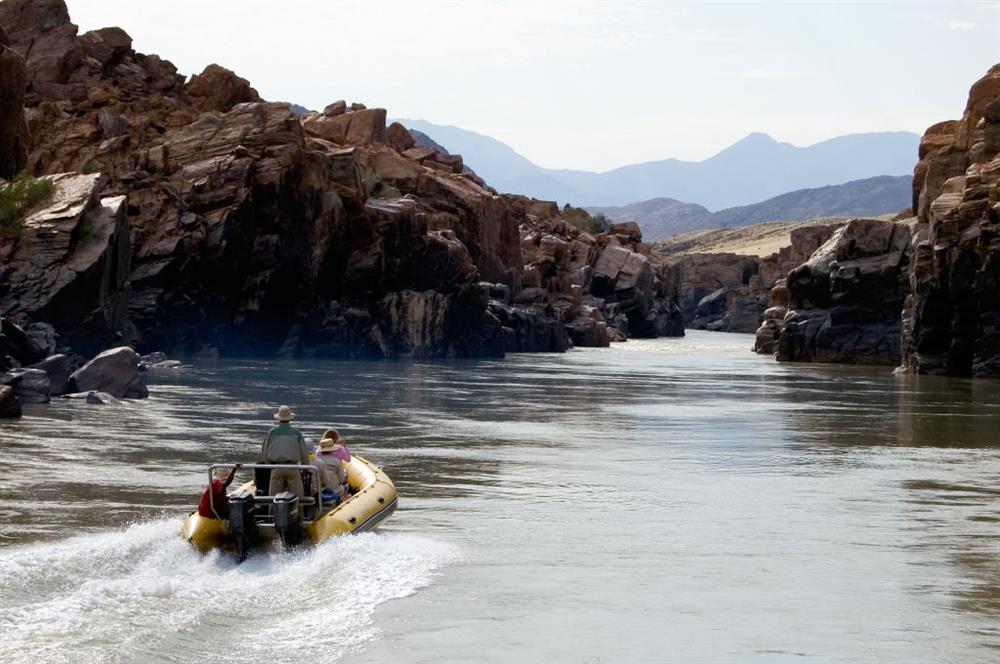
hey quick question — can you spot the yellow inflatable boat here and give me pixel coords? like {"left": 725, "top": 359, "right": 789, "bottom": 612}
{"left": 182, "top": 455, "right": 397, "bottom": 561}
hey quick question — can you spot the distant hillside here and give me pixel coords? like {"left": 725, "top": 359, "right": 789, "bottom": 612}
{"left": 409, "top": 128, "right": 452, "bottom": 155}
{"left": 652, "top": 218, "right": 852, "bottom": 257}
{"left": 589, "top": 198, "right": 711, "bottom": 241}
{"left": 593, "top": 175, "right": 911, "bottom": 240}
{"left": 398, "top": 119, "right": 919, "bottom": 209}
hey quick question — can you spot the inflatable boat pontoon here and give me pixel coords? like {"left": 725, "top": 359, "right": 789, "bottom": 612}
{"left": 182, "top": 455, "right": 397, "bottom": 561}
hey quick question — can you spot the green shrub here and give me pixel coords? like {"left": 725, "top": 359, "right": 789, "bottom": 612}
{"left": 81, "top": 161, "right": 98, "bottom": 175}
{"left": 0, "top": 173, "right": 56, "bottom": 238}
{"left": 73, "top": 213, "right": 100, "bottom": 243}
{"left": 562, "top": 204, "right": 611, "bottom": 235}
{"left": 361, "top": 167, "right": 402, "bottom": 199}
{"left": 522, "top": 248, "right": 538, "bottom": 265}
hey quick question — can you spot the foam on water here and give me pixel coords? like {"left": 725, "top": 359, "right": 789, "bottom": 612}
{"left": 0, "top": 519, "right": 458, "bottom": 663}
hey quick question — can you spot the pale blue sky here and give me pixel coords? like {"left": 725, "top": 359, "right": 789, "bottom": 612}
{"left": 66, "top": 0, "right": 1000, "bottom": 171}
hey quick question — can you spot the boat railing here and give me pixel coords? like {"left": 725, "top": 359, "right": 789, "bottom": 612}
{"left": 207, "top": 463, "right": 323, "bottom": 520}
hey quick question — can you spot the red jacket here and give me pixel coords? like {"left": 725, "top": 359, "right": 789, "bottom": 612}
{"left": 197, "top": 467, "right": 237, "bottom": 518}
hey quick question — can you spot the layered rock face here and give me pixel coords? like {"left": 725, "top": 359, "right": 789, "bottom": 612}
{"left": 761, "top": 218, "right": 918, "bottom": 364}
{"left": 751, "top": 67, "right": 1000, "bottom": 376}
{"left": 516, "top": 215, "right": 683, "bottom": 348}
{"left": 670, "top": 253, "right": 764, "bottom": 332}
{"left": 901, "top": 65, "right": 1000, "bottom": 377}
{"left": 0, "top": 172, "right": 130, "bottom": 357}
{"left": 0, "top": 0, "right": 684, "bottom": 361}
{"left": 0, "top": 26, "right": 28, "bottom": 179}
{"left": 668, "top": 224, "right": 838, "bottom": 334}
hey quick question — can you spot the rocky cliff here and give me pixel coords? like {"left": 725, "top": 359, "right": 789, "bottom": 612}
{"left": 750, "top": 66, "right": 1000, "bottom": 376}
{"left": 0, "top": 0, "right": 682, "bottom": 364}
{"left": 901, "top": 65, "right": 1000, "bottom": 377}
{"left": 759, "top": 218, "right": 919, "bottom": 364}
{"left": 663, "top": 224, "right": 837, "bottom": 334}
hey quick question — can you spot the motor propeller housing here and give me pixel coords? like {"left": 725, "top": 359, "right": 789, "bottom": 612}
{"left": 227, "top": 491, "right": 257, "bottom": 562}
{"left": 273, "top": 491, "right": 302, "bottom": 546}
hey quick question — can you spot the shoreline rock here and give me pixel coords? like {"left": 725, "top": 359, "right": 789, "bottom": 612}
{"left": 67, "top": 346, "right": 147, "bottom": 398}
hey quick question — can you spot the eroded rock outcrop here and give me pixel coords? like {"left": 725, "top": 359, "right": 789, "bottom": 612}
{"left": 667, "top": 223, "right": 839, "bottom": 334}
{"left": 0, "top": 384, "right": 21, "bottom": 417}
{"left": 67, "top": 345, "right": 147, "bottom": 398}
{"left": 0, "top": 172, "right": 130, "bottom": 356}
{"left": 770, "top": 218, "right": 918, "bottom": 364}
{"left": 901, "top": 65, "right": 1000, "bottom": 377}
{"left": 0, "top": 0, "right": 686, "bottom": 365}
{"left": 0, "top": 26, "right": 28, "bottom": 179}
{"left": 516, "top": 214, "right": 683, "bottom": 348}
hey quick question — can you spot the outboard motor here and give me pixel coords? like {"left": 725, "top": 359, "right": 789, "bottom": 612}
{"left": 228, "top": 491, "right": 257, "bottom": 563}
{"left": 273, "top": 491, "right": 302, "bottom": 547}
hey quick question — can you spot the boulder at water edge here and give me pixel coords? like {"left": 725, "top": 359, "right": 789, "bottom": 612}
{"left": 8, "top": 368, "right": 50, "bottom": 403}
{"left": 28, "top": 353, "right": 77, "bottom": 395}
{"left": 0, "top": 385, "right": 21, "bottom": 418}
{"left": 67, "top": 347, "right": 148, "bottom": 399}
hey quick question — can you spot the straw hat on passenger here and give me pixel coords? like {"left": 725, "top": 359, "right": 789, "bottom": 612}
{"left": 273, "top": 405, "right": 295, "bottom": 422}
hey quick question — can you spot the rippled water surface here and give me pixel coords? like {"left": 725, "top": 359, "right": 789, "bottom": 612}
{"left": 2, "top": 331, "right": 999, "bottom": 663}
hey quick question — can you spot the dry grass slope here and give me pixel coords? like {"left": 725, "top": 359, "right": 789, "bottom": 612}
{"left": 651, "top": 215, "right": 893, "bottom": 257}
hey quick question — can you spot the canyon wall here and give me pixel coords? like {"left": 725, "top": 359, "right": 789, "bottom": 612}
{"left": 0, "top": 0, "right": 682, "bottom": 364}
{"left": 901, "top": 65, "right": 1000, "bottom": 377}
{"left": 752, "top": 66, "right": 999, "bottom": 376}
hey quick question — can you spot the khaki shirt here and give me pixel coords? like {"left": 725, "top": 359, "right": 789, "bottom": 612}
{"left": 261, "top": 423, "right": 308, "bottom": 464}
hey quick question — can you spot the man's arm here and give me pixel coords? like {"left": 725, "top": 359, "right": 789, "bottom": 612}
{"left": 298, "top": 433, "right": 309, "bottom": 464}
{"left": 224, "top": 463, "right": 241, "bottom": 487}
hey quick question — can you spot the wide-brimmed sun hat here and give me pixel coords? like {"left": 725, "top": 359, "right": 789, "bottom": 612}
{"left": 319, "top": 437, "right": 339, "bottom": 452}
{"left": 273, "top": 405, "right": 294, "bottom": 421}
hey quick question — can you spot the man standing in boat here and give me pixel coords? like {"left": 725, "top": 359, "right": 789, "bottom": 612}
{"left": 261, "top": 405, "right": 309, "bottom": 498}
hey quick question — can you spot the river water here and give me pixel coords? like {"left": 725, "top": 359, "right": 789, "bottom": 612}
{"left": 1, "top": 330, "right": 998, "bottom": 663}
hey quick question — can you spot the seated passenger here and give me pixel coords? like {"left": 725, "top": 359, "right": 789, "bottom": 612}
{"left": 320, "top": 428, "right": 352, "bottom": 462}
{"left": 197, "top": 464, "right": 241, "bottom": 519}
{"left": 318, "top": 433, "right": 349, "bottom": 501}
{"left": 305, "top": 438, "right": 328, "bottom": 496}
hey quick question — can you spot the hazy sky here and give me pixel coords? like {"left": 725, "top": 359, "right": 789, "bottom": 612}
{"left": 65, "top": 0, "right": 1000, "bottom": 172}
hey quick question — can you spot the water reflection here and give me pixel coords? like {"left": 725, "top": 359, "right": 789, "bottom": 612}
{"left": 1, "top": 331, "right": 999, "bottom": 662}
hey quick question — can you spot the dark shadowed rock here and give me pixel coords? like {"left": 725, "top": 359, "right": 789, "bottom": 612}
{"left": 9, "top": 367, "right": 50, "bottom": 403}
{"left": 0, "top": 385, "right": 21, "bottom": 417}
{"left": 902, "top": 64, "right": 1000, "bottom": 378}
{"left": 85, "top": 390, "right": 118, "bottom": 405}
{"left": 0, "top": 0, "right": 686, "bottom": 363}
{"left": 139, "top": 351, "right": 166, "bottom": 365}
{"left": 0, "top": 174, "right": 131, "bottom": 357}
{"left": 67, "top": 346, "right": 147, "bottom": 398}
{"left": 775, "top": 218, "right": 917, "bottom": 365}
{"left": 0, "top": 318, "right": 46, "bottom": 365}
{"left": 29, "top": 353, "right": 77, "bottom": 394}
{"left": 0, "top": 25, "right": 27, "bottom": 179}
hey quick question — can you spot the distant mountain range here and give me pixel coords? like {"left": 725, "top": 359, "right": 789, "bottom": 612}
{"left": 591, "top": 175, "right": 912, "bottom": 240}
{"left": 398, "top": 119, "right": 919, "bottom": 210}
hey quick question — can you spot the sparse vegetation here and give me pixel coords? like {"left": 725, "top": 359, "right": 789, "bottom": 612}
{"left": 73, "top": 212, "right": 101, "bottom": 243}
{"left": 522, "top": 247, "right": 538, "bottom": 265}
{"left": 562, "top": 204, "right": 612, "bottom": 235}
{"left": 0, "top": 173, "right": 56, "bottom": 239}
{"left": 81, "top": 161, "right": 99, "bottom": 175}
{"left": 361, "top": 167, "right": 402, "bottom": 200}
